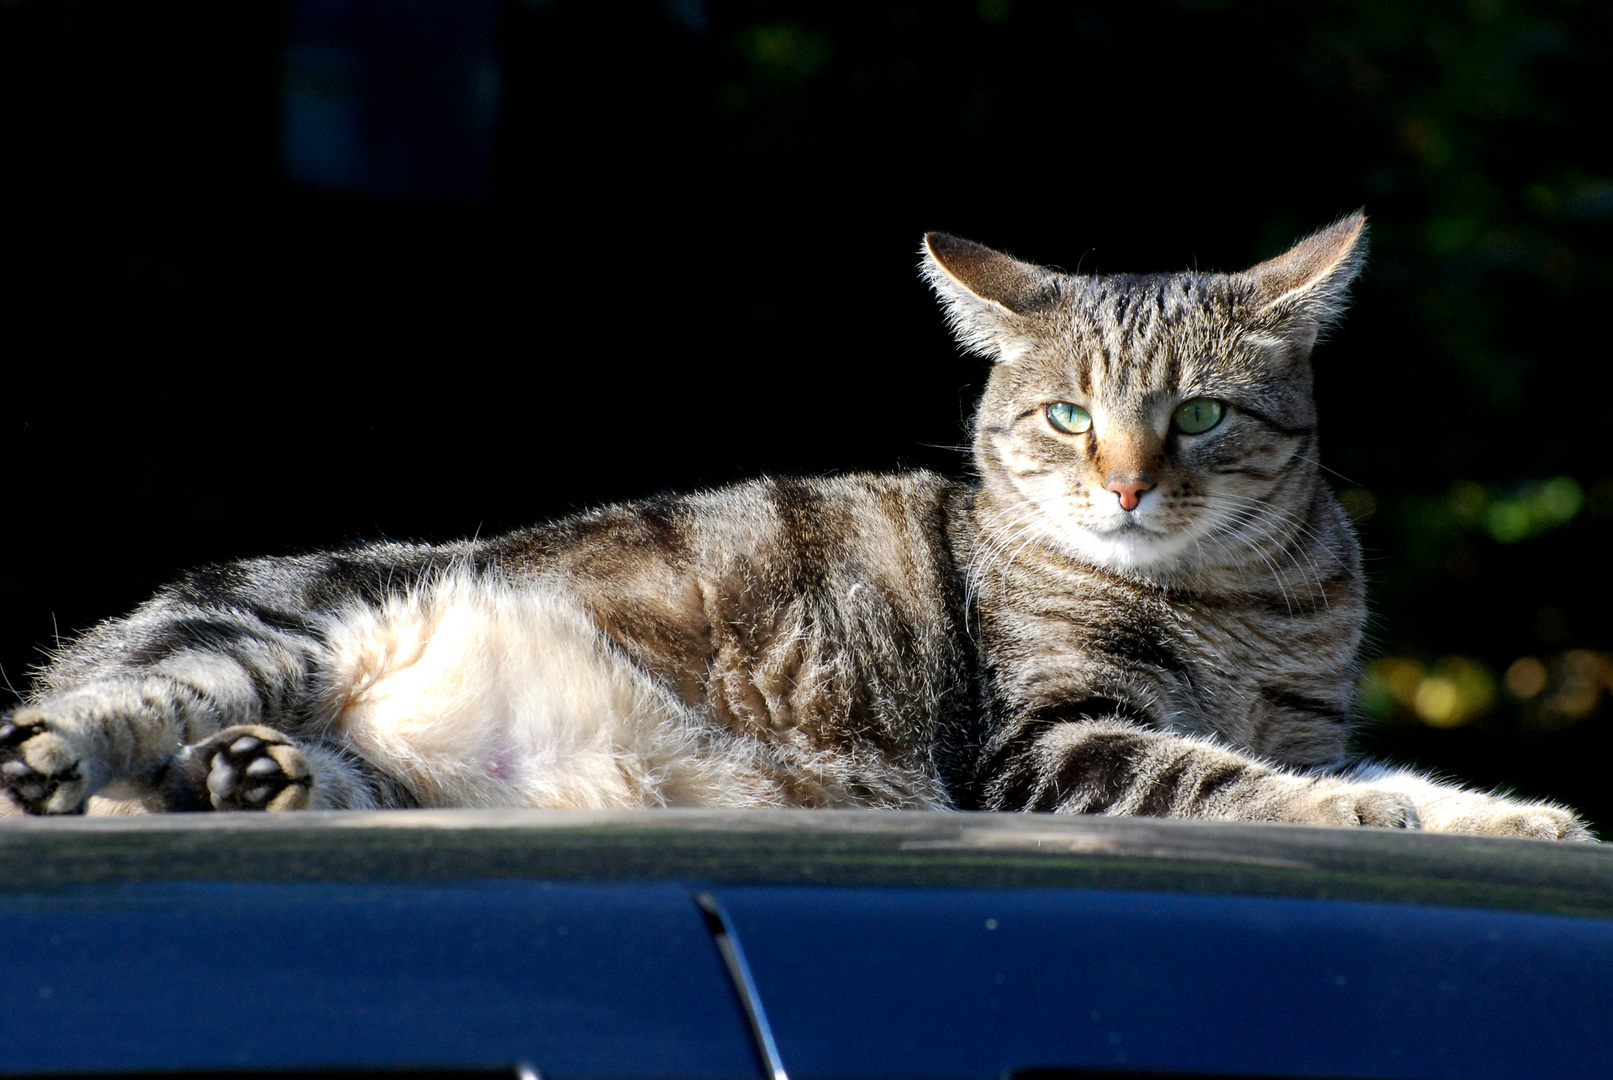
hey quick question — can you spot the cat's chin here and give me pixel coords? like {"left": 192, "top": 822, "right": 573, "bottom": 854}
{"left": 1054, "top": 518, "right": 1202, "bottom": 578}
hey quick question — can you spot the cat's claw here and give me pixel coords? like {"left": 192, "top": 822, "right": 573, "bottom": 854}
{"left": 177, "top": 725, "right": 312, "bottom": 812}
{"left": 0, "top": 709, "right": 90, "bottom": 815}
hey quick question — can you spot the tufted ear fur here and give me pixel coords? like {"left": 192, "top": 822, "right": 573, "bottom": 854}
{"left": 1238, "top": 211, "right": 1368, "bottom": 354}
{"left": 921, "top": 232, "right": 1062, "bottom": 361}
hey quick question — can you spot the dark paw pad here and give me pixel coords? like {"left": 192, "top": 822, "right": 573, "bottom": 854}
{"left": 171, "top": 725, "right": 312, "bottom": 812}
{"left": 0, "top": 710, "right": 88, "bottom": 815}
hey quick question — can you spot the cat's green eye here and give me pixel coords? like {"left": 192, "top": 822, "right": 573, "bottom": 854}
{"left": 1173, "top": 398, "right": 1223, "bottom": 435}
{"left": 1046, "top": 402, "right": 1093, "bottom": 434}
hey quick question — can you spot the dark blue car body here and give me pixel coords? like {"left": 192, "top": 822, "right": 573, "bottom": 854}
{"left": 2, "top": 810, "right": 1610, "bottom": 1080}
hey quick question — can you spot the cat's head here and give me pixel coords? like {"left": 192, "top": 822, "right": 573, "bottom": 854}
{"left": 923, "top": 214, "right": 1365, "bottom": 580}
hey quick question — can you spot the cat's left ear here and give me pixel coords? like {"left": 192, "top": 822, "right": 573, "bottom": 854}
{"left": 1238, "top": 211, "right": 1368, "bottom": 354}
{"left": 922, "top": 233, "right": 1061, "bottom": 361}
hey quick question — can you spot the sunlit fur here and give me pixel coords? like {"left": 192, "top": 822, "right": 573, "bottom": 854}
{"left": 0, "top": 217, "right": 1592, "bottom": 839}
{"left": 321, "top": 573, "right": 794, "bottom": 810}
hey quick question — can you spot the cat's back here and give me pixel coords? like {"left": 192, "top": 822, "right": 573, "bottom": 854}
{"left": 502, "top": 469, "right": 956, "bottom": 566}
{"left": 472, "top": 471, "right": 985, "bottom": 792}
{"left": 484, "top": 470, "right": 971, "bottom": 597}
{"left": 498, "top": 470, "right": 978, "bottom": 669}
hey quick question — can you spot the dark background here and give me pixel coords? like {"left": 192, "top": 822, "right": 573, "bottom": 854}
{"left": 4, "top": 0, "right": 1610, "bottom": 828}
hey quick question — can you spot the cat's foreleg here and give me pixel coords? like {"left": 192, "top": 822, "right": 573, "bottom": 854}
{"left": 980, "top": 716, "right": 1423, "bottom": 828}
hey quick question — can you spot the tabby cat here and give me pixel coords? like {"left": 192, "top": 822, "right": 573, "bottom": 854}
{"left": 0, "top": 213, "right": 1591, "bottom": 838}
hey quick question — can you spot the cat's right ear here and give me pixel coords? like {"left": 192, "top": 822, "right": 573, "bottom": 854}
{"left": 921, "top": 233, "right": 1060, "bottom": 361}
{"left": 1238, "top": 211, "right": 1368, "bottom": 353}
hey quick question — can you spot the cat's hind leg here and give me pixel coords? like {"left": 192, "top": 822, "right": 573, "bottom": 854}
{"left": 143, "top": 724, "right": 393, "bottom": 811}
{"left": 0, "top": 653, "right": 381, "bottom": 814}
{"left": 0, "top": 665, "right": 243, "bottom": 815}
{"left": 1, "top": 547, "right": 465, "bottom": 815}
{"left": 157, "top": 725, "right": 313, "bottom": 811}
{"left": 0, "top": 707, "right": 96, "bottom": 814}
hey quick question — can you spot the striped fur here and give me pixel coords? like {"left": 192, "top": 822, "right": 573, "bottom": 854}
{"left": 0, "top": 216, "right": 1591, "bottom": 839}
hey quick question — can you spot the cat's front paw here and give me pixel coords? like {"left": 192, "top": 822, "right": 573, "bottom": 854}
{"left": 0, "top": 709, "right": 91, "bottom": 814}
{"left": 172, "top": 725, "right": 313, "bottom": 811}
{"left": 1289, "top": 780, "right": 1422, "bottom": 830}
{"left": 1429, "top": 799, "right": 1595, "bottom": 842}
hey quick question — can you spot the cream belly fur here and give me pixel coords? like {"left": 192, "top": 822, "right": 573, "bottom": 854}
{"left": 322, "top": 574, "right": 784, "bottom": 811}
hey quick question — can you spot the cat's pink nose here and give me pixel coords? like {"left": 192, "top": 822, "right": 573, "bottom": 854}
{"left": 1106, "top": 479, "right": 1153, "bottom": 512}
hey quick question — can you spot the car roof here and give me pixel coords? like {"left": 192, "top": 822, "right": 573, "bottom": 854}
{"left": 4, "top": 808, "right": 1610, "bottom": 915}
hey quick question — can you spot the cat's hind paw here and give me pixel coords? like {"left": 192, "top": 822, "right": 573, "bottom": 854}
{"left": 171, "top": 725, "right": 313, "bottom": 812}
{"left": 0, "top": 709, "right": 90, "bottom": 815}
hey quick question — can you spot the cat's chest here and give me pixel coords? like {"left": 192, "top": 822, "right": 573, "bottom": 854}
{"left": 992, "top": 577, "right": 1353, "bottom": 731}
{"left": 1171, "top": 599, "right": 1336, "bottom": 683}
{"left": 1134, "top": 590, "right": 1359, "bottom": 755}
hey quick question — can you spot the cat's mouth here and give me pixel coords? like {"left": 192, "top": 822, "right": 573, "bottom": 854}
{"left": 1092, "top": 511, "right": 1171, "bottom": 537}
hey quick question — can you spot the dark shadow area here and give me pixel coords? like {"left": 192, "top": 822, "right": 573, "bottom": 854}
{"left": 3, "top": 0, "right": 1610, "bottom": 827}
